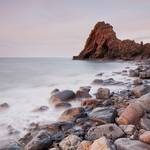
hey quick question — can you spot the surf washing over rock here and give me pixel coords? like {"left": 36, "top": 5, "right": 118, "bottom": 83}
{"left": 0, "top": 22, "right": 150, "bottom": 149}
{"left": 73, "top": 21, "right": 150, "bottom": 60}
{"left": 13, "top": 62, "right": 150, "bottom": 150}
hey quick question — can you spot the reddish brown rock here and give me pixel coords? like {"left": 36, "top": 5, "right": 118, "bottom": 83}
{"left": 59, "top": 107, "right": 85, "bottom": 121}
{"left": 77, "top": 140, "right": 92, "bottom": 150}
{"left": 116, "top": 103, "right": 144, "bottom": 125}
{"left": 73, "top": 21, "right": 150, "bottom": 60}
{"left": 139, "top": 131, "right": 150, "bottom": 144}
{"left": 90, "top": 136, "right": 115, "bottom": 150}
{"left": 117, "top": 93, "right": 150, "bottom": 125}
{"left": 81, "top": 99, "right": 98, "bottom": 107}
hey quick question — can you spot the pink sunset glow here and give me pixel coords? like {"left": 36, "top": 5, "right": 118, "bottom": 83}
{"left": 0, "top": 0, "right": 150, "bottom": 57}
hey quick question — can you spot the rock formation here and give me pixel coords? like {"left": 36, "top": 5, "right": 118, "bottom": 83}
{"left": 73, "top": 21, "right": 150, "bottom": 60}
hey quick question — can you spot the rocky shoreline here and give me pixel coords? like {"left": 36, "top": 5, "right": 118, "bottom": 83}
{"left": 1, "top": 60, "right": 150, "bottom": 150}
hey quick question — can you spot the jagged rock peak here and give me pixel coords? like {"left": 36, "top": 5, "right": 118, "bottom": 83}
{"left": 73, "top": 21, "right": 150, "bottom": 60}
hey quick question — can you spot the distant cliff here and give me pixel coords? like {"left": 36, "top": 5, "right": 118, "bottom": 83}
{"left": 73, "top": 21, "right": 150, "bottom": 60}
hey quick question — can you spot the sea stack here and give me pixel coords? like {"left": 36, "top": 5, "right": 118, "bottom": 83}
{"left": 73, "top": 21, "right": 150, "bottom": 60}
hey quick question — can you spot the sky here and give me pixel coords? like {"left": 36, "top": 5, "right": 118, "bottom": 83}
{"left": 0, "top": 0, "right": 150, "bottom": 57}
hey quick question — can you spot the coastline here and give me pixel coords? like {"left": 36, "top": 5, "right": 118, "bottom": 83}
{"left": 1, "top": 58, "right": 150, "bottom": 149}
{"left": 1, "top": 0, "right": 150, "bottom": 149}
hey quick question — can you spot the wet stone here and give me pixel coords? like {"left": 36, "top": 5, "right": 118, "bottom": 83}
{"left": 116, "top": 102, "right": 144, "bottom": 125}
{"left": 59, "top": 107, "right": 86, "bottom": 121}
{"left": 139, "top": 131, "right": 150, "bottom": 144}
{"left": 20, "top": 121, "right": 73, "bottom": 148}
{"left": 86, "top": 124, "right": 124, "bottom": 140}
{"left": 77, "top": 140, "right": 92, "bottom": 150}
{"left": 0, "top": 102, "right": 9, "bottom": 111}
{"left": 96, "top": 88, "right": 110, "bottom": 99}
{"left": 129, "top": 69, "right": 139, "bottom": 77}
{"left": 95, "top": 73, "right": 104, "bottom": 76}
{"left": 32, "top": 106, "right": 49, "bottom": 112}
{"left": 115, "top": 138, "right": 150, "bottom": 150}
{"left": 90, "top": 136, "right": 116, "bottom": 150}
{"left": 119, "top": 125, "right": 135, "bottom": 135}
{"left": 139, "top": 69, "right": 150, "bottom": 79}
{"left": 81, "top": 99, "right": 99, "bottom": 108}
{"left": 92, "top": 79, "right": 103, "bottom": 85}
{"left": 79, "top": 86, "right": 91, "bottom": 93}
{"left": 51, "top": 89, "right": 60, "bottom": 95}
{"left": 41, "top": 121, "right": 74, "bottom": 133}
{"left": 54, "top": 102, "right": 71, "bottom": 109}
{"left": 59, "top": 134, "right": 82, "bottom": 150}
{"left": 131, "top": 85, "right": 150, "bottom": 98}
{"left": 103, "top": 78, "right": 124, "bottom": 86}
{"left": 133, "top": 78, "right": 143, "bottom": 86}
{"left": 88, "top": 107, "right": 117, "bottom": 124}
{"left": 137, "top": 92, "right": 150, "bottom": 111}
{"left": 24, "top": 130, "right": 52, "bottom": 150}
{"left": 140, "top": 114, "right": 150, "bottom": 130}
{"left": 50, "top": 90, "right": 76, "bottom": 104}
{"left": 76, "top": 89, "right": 92, "bottom": 99}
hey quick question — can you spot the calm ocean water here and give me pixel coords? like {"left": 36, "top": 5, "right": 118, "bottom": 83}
{"left": 0, "top": 57, "right": 135, "bottom": 140}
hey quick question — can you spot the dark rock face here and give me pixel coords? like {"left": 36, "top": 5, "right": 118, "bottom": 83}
{"left": 54, "top": 102, "right": 72, "bottom": 109}
{"left": 50, "top": 90, "right": 76, "bottom": 103}
{"left": 44, "top": 121, "right": 74, "bottom": 132}
{"left": 24, "top": 130, "right": 52, "bottom": 150}
{"left": 50, "top": 90, "right": 75, "bottom": 108}
{"left": 0, "top": 102, "right": 9, "bottom": 111}
{"left": 19, "top": 121, "right": 73, "bottom": 149}
{"left": 92, "top": 78, "right": 124, "bottom": 86}
{"left": 76, "top": 87, "right": 92, "bottom": 99}
{"left": 73, "top": 21, "right": 150, "bottom": 60}
{"left": 88, "top": 107, "right": 117, "bottom": 124}
{"left": 32, "top": 106, "right": 49, "bottom": 112}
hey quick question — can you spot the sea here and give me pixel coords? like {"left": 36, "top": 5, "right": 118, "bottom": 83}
{"left": 0, "top": 57, "right": 136, "bottom": 141}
